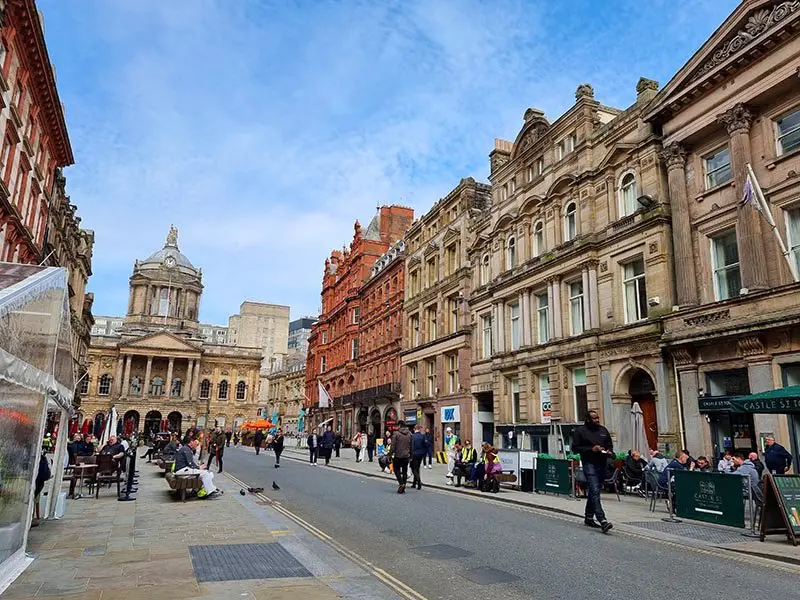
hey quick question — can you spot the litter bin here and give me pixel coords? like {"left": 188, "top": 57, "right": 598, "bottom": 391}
{"left": 520, "top": 469, "right": 533, "bottom": 492}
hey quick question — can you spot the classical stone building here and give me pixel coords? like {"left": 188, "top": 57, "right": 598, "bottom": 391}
{"left": 0, "top": 0, "right": 74, "bottom": 265}
{"left": 228, "top": 301, "right": 290, "bottom": 373}
{"left": 80, "top": 228, "right": 262, "bottom": 435}
{"left": 401, "top": 178, "right": 492, "bottom": 449}
{"left": 265, "top": 356, "right": 306, "bottom": 434}
{"left": 305, "top": 206, "right": 414, "bottom": 435}
{"left": 469, "top": 81, "right": 677, "bottom": 452}
{"left": 647, "top": 0, "right": 800, "bottom": 462}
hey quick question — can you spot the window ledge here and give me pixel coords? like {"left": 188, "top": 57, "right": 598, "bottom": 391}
{"left": 695, "top": 179, "right": 733, "bottom": 202}
{"left": 765, "top": 146, "right": 800, "bottom": 170}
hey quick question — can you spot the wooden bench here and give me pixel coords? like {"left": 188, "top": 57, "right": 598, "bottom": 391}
{"left": 165, "top": 472, "right": 202, "bottom": 501}
{"left": 157, "top": 458, "right": 175, "bottom": 474}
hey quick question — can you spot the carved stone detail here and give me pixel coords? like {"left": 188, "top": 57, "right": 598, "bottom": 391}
{"left": 490, "top": 152, "right": 509, "bottom": 173}
{"left": 738, "top": 336, "right": 766, "bottom": 357}
{"left": 599, "top": 261, "right": 608, "bottom": 273}
{"left": 717, "top": 103, "right": 754, "bottom": 134}
{"left": 683, "top": 309, "right": 730, "bottom": 327}
{"left": 575, "top": 83, "right": 594, "bottom": 100}
{"left": 636, "top": 77, "right": 659, "bottom": 94}
{"left": 648, "top": 242, "right": 658, "bottom": 254}
{"left": 692, "top": 2, "right": 800, "bottom": 81}
{"left": 672, "top": 347, "right": 696, "bottom": 366}
{"left": 659, "top": 142, "right": 687, "bottom": 169}
{"left": 517, "top": 121, "right": 549, "bottom": 154}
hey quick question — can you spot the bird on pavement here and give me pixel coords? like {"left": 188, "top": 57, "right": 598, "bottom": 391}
{"left": 272, "top": 481, "right": 280, "bottom": 490}
{"left": 239, "top": 489, "right": 246, "bottom": 496}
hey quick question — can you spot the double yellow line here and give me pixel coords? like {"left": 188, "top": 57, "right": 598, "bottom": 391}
{"left": 224, "top": 472, "right": 428, "bottom": 600}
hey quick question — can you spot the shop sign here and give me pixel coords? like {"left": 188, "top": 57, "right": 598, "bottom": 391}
{"left": 519, "top": 451, "right": 536, "bottom": 470}
{"left": 404, "top": 409, "right": 417, "bottom": 425}
{"left": 731, "top": 397, "right": 800, "bottom": 414}
{"left": 673, "top": 470, "right": 745, "bottom": 528}
{"left": 698, "top": 397, "right": 731, "bottom": 412}
{"left": 534, "top": 458, "right": 572, "bottom": 495}
{"left": 760, "top": 474, "right": 800, "bottom": 544}
{"left": 441, "top": 405, "right": 460, "bottom": 422}
{"left": 385, "top": 407, "right": 398, "bottom": 431}
{"left": 541, "top": 386, "right": 552, "bottom": 424}
{"left": 497, "top": 450, "right": 520, "bottom": 481}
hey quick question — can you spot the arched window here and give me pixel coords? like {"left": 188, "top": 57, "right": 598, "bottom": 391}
{"left": 506, "top": 236, "right": 516, "bottom": 270}
{"left": 79, "top": 376, "right": 90, "bottom": 396}
{"left": 564, "top": 202, "right": 577, "bottom": 242}
{"left": 199, "top": 379, "right": 211, "bottom": 399}
{"left": 236, "top": 380, "right": 246, "bottom": 400}
{"left": 150, "top": 376, "right": 164, "bottom": 396}
{"left": 619, "top": 172, "right": 638, "bottom": 217}
{"left": 480, "top": 254, "right": 490, "bottom": 285}
{"left": 98, "top": 374, "right": 112, "bottom": 396}
{"left": 533, "top": 221, "right": 544, "bottom": 256}
{"left": 218, "top": 379, "right": 229, "bottom": 400}
{"left": 171, "top": 378, "right": 183, "bottom": 397}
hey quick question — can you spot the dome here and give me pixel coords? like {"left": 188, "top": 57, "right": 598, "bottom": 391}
{"left": 139, "top": 226, "right": 198, "bottom": 273}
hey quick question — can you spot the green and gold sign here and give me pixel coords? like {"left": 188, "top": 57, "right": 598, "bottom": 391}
{"left": 534, "top": 458, "right": 571, "bottom": 496}
{"left": 673, "top": 470, "right": 745, "bottom": 528}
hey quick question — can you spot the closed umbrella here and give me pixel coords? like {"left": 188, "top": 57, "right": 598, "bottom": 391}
{"left": 631, "top": 402, "right": 650, "bottom": 454}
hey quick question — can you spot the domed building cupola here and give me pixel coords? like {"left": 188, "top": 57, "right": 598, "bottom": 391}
{"left": 122, "top": 226, "right": 204, "bottom": 337}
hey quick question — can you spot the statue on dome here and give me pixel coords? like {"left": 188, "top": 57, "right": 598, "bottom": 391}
{"left": 166, "top": 225, "right": 178, "bottom": 247}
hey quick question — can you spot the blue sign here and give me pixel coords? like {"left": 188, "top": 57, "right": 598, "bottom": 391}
{"left": 404, "top": 410, "right": 417, "bottom": 425}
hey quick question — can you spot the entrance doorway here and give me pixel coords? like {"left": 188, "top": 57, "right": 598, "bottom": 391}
{"left": 123, "top": 410, "right": 140, "bottom": 436}
{"left": 144, "top": 410, "right": 162, "bottom": 438}
{"left": 629, "top": 369, "right": 658, "bottom": 450}
{"left": 167, "top": 411, "right": 182, "bottom": 434}
{"left": 358, "top": 409, "right": 368, "bottom": 433}
{"left": 370, "top": 409, "right": 381, "bottom": 437}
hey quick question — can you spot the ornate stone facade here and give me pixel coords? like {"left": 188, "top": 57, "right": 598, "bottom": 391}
{"left": 265, "top": 357, "right": 306, "bottom": 434}
{"left": 646, "top": 0, "right": 800, "bottom": 462}
{"left": 80, "top": 228, "right": 262, "bottom": 435}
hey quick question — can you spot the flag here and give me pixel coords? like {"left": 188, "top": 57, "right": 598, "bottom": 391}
{"left": 318, "top": 380, "right": 332, "bottom": 408}
{"left": 741, "top": 172, "right": 761, "bottom": 213}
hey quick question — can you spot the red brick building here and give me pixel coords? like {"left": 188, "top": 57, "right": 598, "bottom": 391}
{"left": 0, "top": 0, "right": 74, "bottom": 264}
{"left": 305, "top": 205, "right": 413, "bottom": 436}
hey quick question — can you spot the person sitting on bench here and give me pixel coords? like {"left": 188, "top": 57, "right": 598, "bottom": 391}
{"left": 174, "top": 438, "right": 220, "bottom": 498}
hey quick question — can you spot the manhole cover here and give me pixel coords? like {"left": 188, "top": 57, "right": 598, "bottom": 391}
{"left": 624, "top": 521, "right": 748, "bottom": 545}
{"left": 411, "top": 544, "right": 472, "bottom": 559}
{"left": 189, "top": 543, "right": 312, "bottom": 582}
{"left": 462, "top": 566, "right": 520, "bottom": 585}
{"left": 82, "top": 546, "right": 105, "bottom": 556}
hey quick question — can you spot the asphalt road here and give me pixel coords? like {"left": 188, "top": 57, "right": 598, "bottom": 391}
{"left": 222, "top": 447, "right": 797, "bottom": 600}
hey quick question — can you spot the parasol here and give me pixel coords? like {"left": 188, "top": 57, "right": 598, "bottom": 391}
{"left": 241, "top": 419, "right": 274, "bottom": 430}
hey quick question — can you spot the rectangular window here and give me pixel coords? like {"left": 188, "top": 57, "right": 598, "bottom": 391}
{"left": 321, "top": 331, "right": 327, "bottom": 344}
{"left": 776, "top": 108, "right": 800, "bottom": 156}
{"left": 409, "top": 270, "right": 419, "bottom": 296}
{"left": 509, "top": 377, "right": 520, "bottom": 423}
{"left": 448, "top": 297, "right": 459, "bottom": 333}
{"left": 409, "top": 363, "right": 418, "bottom": 397}
{"left": 427, "top": 360, "right": 436, "bottom": 396}
{"left": 320, "top": 356, "right": 326, "bottom": 372}
{"left": 536, "top": 292, "right": 549, "bottom": 344}
{"left": 569, "top": 281, "right": 584, "bottom": 336}
{"left": 557, "top": 134, "right": 576, "bottom": 160}
{"left": 510, "top": 302, "right": 520, "bottom": 350}
{"left": 426, "top": 306, "right": 437, "bottom": 341}
{"left": 427, "top": 258, "right": 437, "bottom": 287}
{"left": 623, "top": 259, "right": 648, "bottom": 322}
{"left": 352, "top": 307, "right": 360, "bottom": 324}
{"left": 445, "top": 243, "right": 458, "bottom": 275}
{"left": 536, "top": 157, "right": 544, "bottom": 176}
{"left": 351, "top": 338, "right": 359, "bottom": 360}
{"left": 787, "top": 207, "right": 800, "bottom": 276}
{"left": 410, "top": 314, "right": 420, "bottom": 346}
{"left": 712, "top": 230, "right": 741, "bottom": 300}
{"left": 447, "top": 354, "right": 458, "bottom": 394}
{"left": 704, "top": 146, "right": 732, "bottom": 189}
{"left": 481, "top": 314, "right": 493, "bottom": 359}
{"left": 573, "top": 367, "right": 588, "bottom": 423}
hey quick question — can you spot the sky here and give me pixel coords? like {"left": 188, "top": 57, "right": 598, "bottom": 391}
{"left": 38, "top": 0, "right": 740, "bottom": 325}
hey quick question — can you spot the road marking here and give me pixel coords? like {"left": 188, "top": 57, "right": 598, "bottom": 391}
{"left": 224, "top": 471, "right": 428, "bottom": 600}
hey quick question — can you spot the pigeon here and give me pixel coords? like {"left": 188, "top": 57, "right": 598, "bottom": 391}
{"left": 239, "top": 489, "right": 246, "bottom": 496}
{"left": 272, "top": 481, "right": 280, "bottom": 491}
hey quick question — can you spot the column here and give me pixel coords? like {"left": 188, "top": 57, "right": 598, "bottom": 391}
{"left": 143, "top": 356, "right": 153, "bottom": 399}
{"left": 521, "top": 290, "right": 532, "bottom": 347}
{"left": 739, "top": 336, "right": 781, "bottom": 442}
{"left": 496, "top": 302, "right": 506, "bottom": 352}
{"left": 185, "top": 359, "right": 194, "bottom": 400}
{"left": 491, "top": 303, "right": 499, "bottom": 355}
{"left": 581, "top": 267, "right": 591, "bottom": 332}
{"left": 193, "top": 360, "right": 201, "bottom": 400}
{"left": 673, "top": 348, "right": 709, "bottom": 456}
{"left": 659, "top": 142, "right": 697, "bottom": 305}
{"left": 122, "top": 355, "right": 132, "bottom": 396}
{"left": 588, "top": 262, "right": 600, "bottom": 330}
{"left": 114, "top": 356, "right": 124, "bottom": 396}
{"left": 166, "top": 357, "right": 175, "bottom": 399}
{"left": 550, "top": 278, "right": 563, "bottom": 339}
{"left": 717, "top": 103, "right": 768, "bottom": 291}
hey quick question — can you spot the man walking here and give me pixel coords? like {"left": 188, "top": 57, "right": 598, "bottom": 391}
{"left": 307, "top": 430, "right": 319, "bottom": 465}
{"left": 367, "top": 429, "right": 376, "bottom": 462}
{"left": 211, "top": 427, "right": 226, "bottom": 473}
{"left": 273, "top": 428, "right": 285, "bottom": 468}
{"left": 423, "top": 427, "right": 433, "bottom": 469}
{"left": 572, "top": 410, "right": 614, "bottom": 533}
{"left": 334, "top": 430, "right": 343, "bottom": 458}
{"left": 764, "top": 436, "right": 793, "bottom": 475}
{"left": 389, "top": 421, "right": 412, "bottom": 493}
{"left": 321, "top": 425, "right": 336, "bottom": 465}
{"left": 410, "top": 425, "right": 427, "bottom": 490}
{"left": 253, "top": 429, "right": 265, "bottom": 456}
{"left": 225, "top": 429, "right": 232, "bottom": 447}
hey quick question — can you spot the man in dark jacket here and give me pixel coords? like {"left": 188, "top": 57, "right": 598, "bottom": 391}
{"left": 389, "top": 421, "right": 412, "bottom": 493}
{"left": 307, "top": 431, "right": 318, "bottom": 465}
{"left": 320, "top": 425, "right": 336, "bottom": 465}
{"left": 334, "top": 431, "right": 343, "bottom": 458}
{"left": 571, "top": 410, "right": 614, "bottom": 533}
{"left": 410, "top": 425, "right": 427, "bottom": 490}
{"left": 174, "top": 438, "right": 220, "bottom": 498}
{"left": 423, "top": 427, "right": 433, "bottom": 469}
{"left": 210, "top": 427, "right": 226, "bottom": 473}
{"left": 273, "top": 428, "right": 285, "bottom": 468}
{"left": 366, "top": 430, "right": 376, "bottom": 462}
{"left": 764, "top": 436, "right": 793, "bottom": 474}
{"left": 253, "top": 429, "right": 265, "bottom": 456}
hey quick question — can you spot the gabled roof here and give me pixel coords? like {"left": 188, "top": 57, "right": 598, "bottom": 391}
{"left": 119, "top": 330, "right": 202, "bottom": 355}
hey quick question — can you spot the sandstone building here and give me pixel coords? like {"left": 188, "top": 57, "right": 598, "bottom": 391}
{"left": 265, "top": 357, "right": 306, "bottom": 434}
{"left": 228, "top": 301, "right": 290, "bottom": 371}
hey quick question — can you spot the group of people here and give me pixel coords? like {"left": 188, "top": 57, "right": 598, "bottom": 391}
{"left": 305, "top": 426, "right": 336, "bottom": 466}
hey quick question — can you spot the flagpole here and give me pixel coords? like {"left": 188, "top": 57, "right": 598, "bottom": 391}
{"left": 746, "top": 163, "right": 799, "bottom": 282}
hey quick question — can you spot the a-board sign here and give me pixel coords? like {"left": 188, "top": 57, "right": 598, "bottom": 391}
{"left": 673, "top": 470, "right": 745, "bottom": 528}
{"left": 760, "top": 474, "right": 800, "bottom": 546}
{"left": 534, "top": 458, "right": 571, "bottom": 495}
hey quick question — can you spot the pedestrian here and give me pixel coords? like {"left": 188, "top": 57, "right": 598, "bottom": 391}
{"left": 366, "top": 429, "right": 376, "bottom": 462}
{"left": 352, "top": 431, "right": 363, "bottom": 462}
{"left": 764, "top": 436, "right": 793, "bottom": 475}
{"left": 410, "top": 424, "right": 427, "bottom": 490}
{"left": 321, "top": 425, "right": 336, "bottom": 465}
{"left": 210, "top": 426, "right": 226, "bottom": 473}
{"left": 423, "top": 427, "right": 433, "bottom": 469}
{"left": 253, "top": 429, "right": 265, "bottom": 456}
{"left": 273, "top": 428, "right": 285, "bottom": 468}
{"left": 389, "top": 421, "right": 412, "bottom": 493}
{"left": 571, "top": 410, "right": 614, "bottom": 533}
{"left": 307, "top": 430, "right": 318, "bottom": 465}
{"left": 233, "top": 431, "right": 240, "bottom": 446}
{"left": 444, "top": 427, "right": 458, "bottom": 484}
{"left": 334, "top": 430, "right": 343, "bottom": 458}
{"left": 225, "top": 429, "right": 232, "bottom": 447}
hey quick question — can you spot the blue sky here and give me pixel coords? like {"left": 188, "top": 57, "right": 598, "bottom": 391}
{"left": 39, "top": 0, "right": 739, "bottom": 325}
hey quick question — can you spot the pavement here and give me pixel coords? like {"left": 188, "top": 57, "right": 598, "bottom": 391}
{"left": 220, "top": 444, "right": 800, "bottom": 600}
{"left": 1, "top": 455, "right": 414, "bottom": 600}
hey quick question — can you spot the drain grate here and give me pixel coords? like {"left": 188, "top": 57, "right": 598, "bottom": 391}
{"left": 411, "top": 544, "right": 472, "bottom": 559}
{"left": 624, "top": 521, "right": 749, "bottom": 545}
{"left": 189, "top": 543, "right": 312, "bottom": 582}
{"left": 462, "top": 566, "right": 520, "bottom": 585}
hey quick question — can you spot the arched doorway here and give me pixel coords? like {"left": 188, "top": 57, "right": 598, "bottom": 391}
{"left": 167, "top": 411, "right": 183, "bottom": 434}
{"left": 370, "top": 409, "right": 381, "bottom": 437}
{"left": 123, "top": 410, "right": 140, "bottom": 436}
{"left": 144, "top": 410, "right": 162, "bottom": 438}
{"left": 358, "top": 408, "right": 368, "bottom": 433}
{"left": 629, "top": 369, "right": 658, "bottom": 450}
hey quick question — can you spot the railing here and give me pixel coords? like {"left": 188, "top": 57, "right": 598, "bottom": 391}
{"left": 334, "top": 382, "right": 401, "bottom": 405}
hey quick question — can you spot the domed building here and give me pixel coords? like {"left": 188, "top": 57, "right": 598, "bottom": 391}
{"left": 80, "top": 227, "right": 263, "bottom": 436}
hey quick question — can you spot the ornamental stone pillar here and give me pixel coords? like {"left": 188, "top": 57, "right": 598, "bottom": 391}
{"left": 521, "top": 290, "right": 532, "bottom": 347}
{"left": 716, "top": 103, "right": 768, "bottom": 292}
{"left": 114, "top": 356, "right": 124, "bottom": 397}
{"left": 185, "top": 359, "right": 194, "bottom": 400}
{"left": 166, "top": 357, "right": 175, "bottom": 398}
{"left": 143, "top": 356, "right": 153, "bottom": 399}
{"left": 659, "top": 142, "right": 697, "bottom": 306}
{"left": 122, "top": 355, "right": 132, "bottom": 396}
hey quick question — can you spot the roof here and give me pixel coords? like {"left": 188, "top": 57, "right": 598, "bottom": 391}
{"left": 139, "top": 226, "right": 197, "bottom": 272}
{"left": 363, "top": 213, "right": 381, "bottom": 241}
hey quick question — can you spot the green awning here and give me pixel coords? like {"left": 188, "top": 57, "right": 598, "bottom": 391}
{"left": 729, "top": 386, "right": 800, "bottom": 414}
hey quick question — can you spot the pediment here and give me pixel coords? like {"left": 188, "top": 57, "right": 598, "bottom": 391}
{"left": 511, "top": 110, "right": 551, "bottom": 160}
{"left": 597, "top": 143, "right": 636, "bottom": 171}
{"left": 647, "top": 0, "right": 800, "bottom": 119}
{"left": 423, "top": 241, "right": 439, "bottom": 257}
{"left": 442, "top": 226, "right": 461, "bottom": 244}
{"left": 121, "top": 331, "right": 202, "bottom": 354}
{"left": 468, "top": 233, "right": 490, "bottom": 254}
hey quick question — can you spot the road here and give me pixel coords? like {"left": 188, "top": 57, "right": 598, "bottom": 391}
{"left": 222, "top": 447, "right": 797, "bottom": 600}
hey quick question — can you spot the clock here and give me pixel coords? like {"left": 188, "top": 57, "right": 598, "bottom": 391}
{"left": 164, "top": 256, "right": 176, "bottom": 269}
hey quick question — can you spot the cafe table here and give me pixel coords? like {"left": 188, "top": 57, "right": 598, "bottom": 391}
{"left": 71, "top": 463, "right": 97, "bottom": 499}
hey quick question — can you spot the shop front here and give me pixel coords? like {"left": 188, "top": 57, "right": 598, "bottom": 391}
{"left": 698, "top": 395, "right": 758, "bottom": 458}
{"left": 729, "top": 387, "right": 800, "bottom": 469}
{"left": 440, "top": 404, "right": 461, "bottom": 448}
